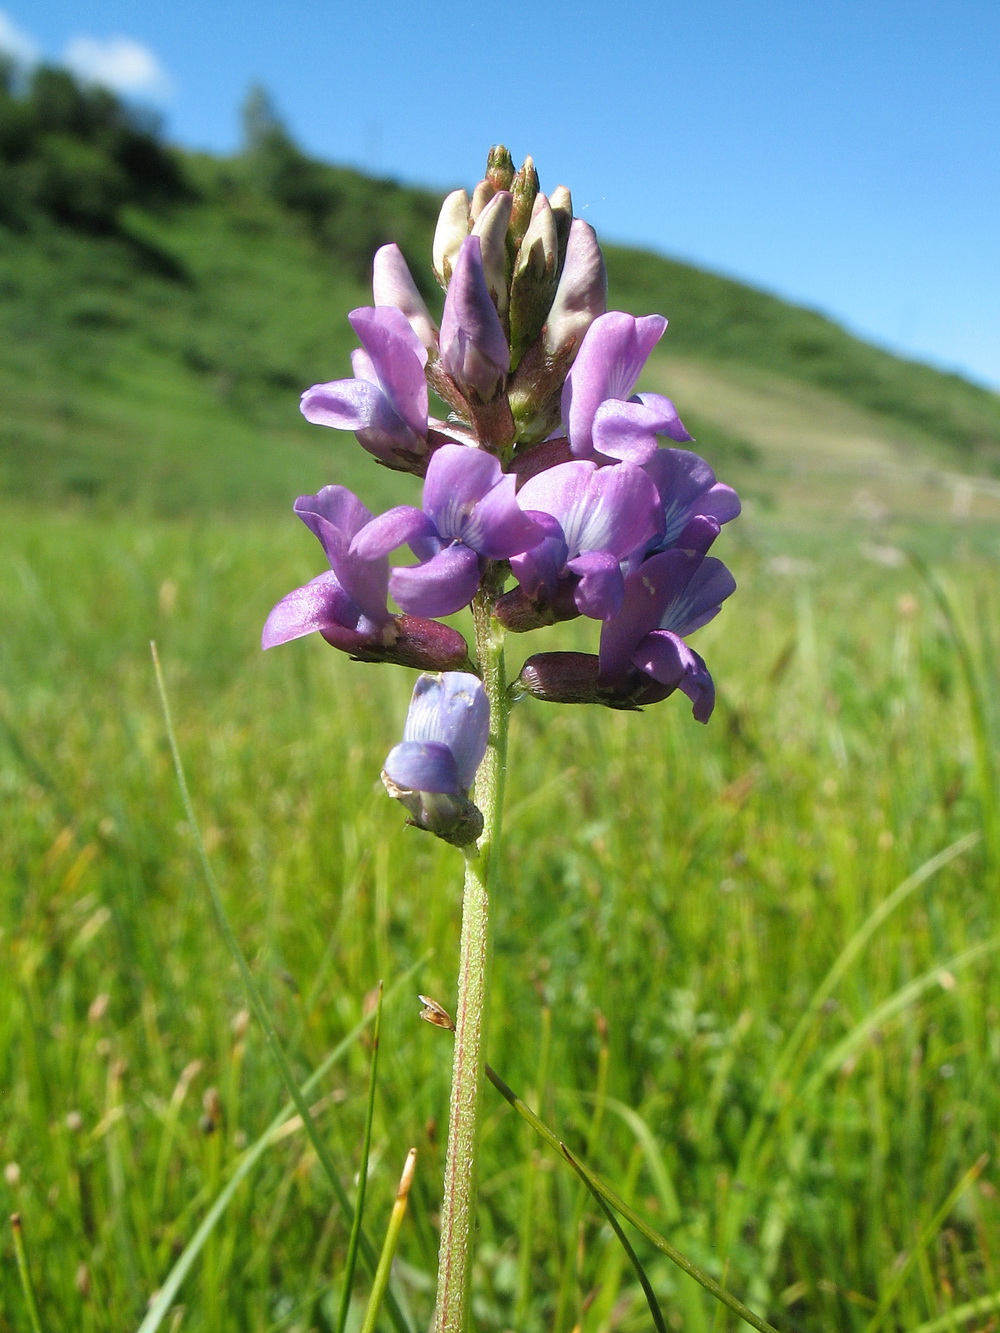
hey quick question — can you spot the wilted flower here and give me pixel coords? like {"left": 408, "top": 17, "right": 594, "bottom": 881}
{"left": 382, "top": 672, "right": 489, "bottom": 845}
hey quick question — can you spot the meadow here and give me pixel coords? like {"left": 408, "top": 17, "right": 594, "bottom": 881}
{"left": 3, "top": 63, "right": 1000, "bottom": 1333}
{"left": 2, "top": 495, "right": 998, "bottom": 1332}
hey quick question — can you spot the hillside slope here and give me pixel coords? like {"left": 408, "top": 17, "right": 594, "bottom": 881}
{"left": 2, "top": 69, "right": 999, "bottom": 518}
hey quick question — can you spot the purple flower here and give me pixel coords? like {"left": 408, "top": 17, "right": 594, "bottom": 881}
{"left": 498, "top": 460, "right": 660, "bottom": 628}
{"left": 382, "top": 672, "right": 489, "bottom": 845}
{"left": 300, "top": 306, "right": 431, "bottom": 471}
{"left": 262, "top": 486, "right": 470, "bottom": 672}
{"left": 598, "top": 548, "right": 736, "bottom": 720}
{"left": 561, "top": 311, "right": 692, "bottom": 464}
{"left": 439, "top": 236, "right": 511, "bottom": 403}
{"left": 635, "top": 448, "right": 742, "bottom": 563}
{"left": 352, "top": 444, "right": 544, "bottom": 618}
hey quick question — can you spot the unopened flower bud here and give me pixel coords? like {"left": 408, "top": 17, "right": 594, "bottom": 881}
{"left": 469, "top": 178, "right": 496, "bottom": 222}
{"left": 542, "top": 220, "right": 607, "bottom": 358}
{"left": 433, "top": 189, "right": 471, "bottom": 288}
{"left": 517, "top": 651, "right": 602, "bottom": 704}
{"left": 549, "top": 185, "right": 573, "bottom": 260}
{"left": 471, "top": 190, "right": 513, "bottom": 317}
{"left": 509, "top": 155, "right": 540, "bottom": 244}
{"left": 439, "top": 236, "right": 511, "bottom": 403}
{"left": 382, "top": 673, "right": 488, "bottom": 847}
{"left": 485, "top": 143, "right": 515, "bottom": 192}
{"left": 508, "top": 193, "right": 559, "bottom": 364}
{"left": 372, "top": 244, "right": 438, "bottom": 351}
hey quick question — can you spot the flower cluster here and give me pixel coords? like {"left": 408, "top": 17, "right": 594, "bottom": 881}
{"left": 264, "top": 147, "right": 739, "bottom": 843}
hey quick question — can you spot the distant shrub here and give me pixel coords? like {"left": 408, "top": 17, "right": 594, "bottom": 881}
{"left": 0, "top": 63, "right": 190, "bottom": 234}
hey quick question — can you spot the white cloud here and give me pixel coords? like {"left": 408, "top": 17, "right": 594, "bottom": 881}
{"left": 62, "top": 34, "right": 171, "bottom": 102}
{"left": 0, "top": 10, "right": 39, "bottom": 66}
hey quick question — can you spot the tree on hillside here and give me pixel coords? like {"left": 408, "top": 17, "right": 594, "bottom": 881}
{"left": 0, "top": 62, "right": 189, "bottom": 233}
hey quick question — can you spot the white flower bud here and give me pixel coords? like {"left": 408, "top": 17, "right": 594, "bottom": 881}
{"left": 432, "top": 189, "right": 470, "bottom": 288}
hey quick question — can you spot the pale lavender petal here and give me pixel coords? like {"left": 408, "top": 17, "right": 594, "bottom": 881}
{"left": 561, "top": 311, "right": 667, "bottom": 457}
{"left": 566, "top": 550, "right": 624, "bottom": 619}
{"left": 349, "top": 306, "right": 429, "bottom": 439}
{"left": 543, "top": 219, "right": 607, "bottom": 357}
{"left": 384, "top": 741, "right": 461, "bottom": 795}
{"left": 633, "top": 392, "right": 692, "bottom": 443}
{"left": 390, "top": 545, "right": 482, "bottom": 617}
{"left": 402, "top": 672, "right": 489, "bottom": 789}
{"left": 351, "top": 348, "right": 378, "bottom": 384}
{"left": 301, "top": 377, "right": 387, "bottom": 432}
{"left": 422, "top": 443, "right": 502, "bottom": 535}
{"left": 372, "top": 244, "right": 438, "bottom": 351}
{"left": 439, "top": 236, "right": 510, "bottom": 401}
{"left": 461, "top": 473, "right": 544, "bottom": 559}
{"left": 350, "top": 506, "right": 435, "bottom": 561}
{"left": 262, "top": 572, "right": 361, "bottom": 649}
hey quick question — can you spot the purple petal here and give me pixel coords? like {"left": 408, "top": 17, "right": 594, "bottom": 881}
{"left": 633, "top": 631, "right": 715, "bottom": 722}
{"left": 566, "top": 551, "right": 625, "bottom": 619}
{"left": 659, "top": 555, "right": 737, "bottom": 636}
{"left": 517, "top": 460, "right": 658, "bottom": 560}
{"left": 301, "top": 377, "right": 422, "bottom": 466}
{"left": 295, "top": 486, "right": 373, "bottom": 553}
{"left": 461, "top": 473, "right": 544, "bottom": 559}
{"left": 633, "top": 392, "right": 693, "bottom": 443}
{"left": 590, "top": 399, "right": 666, "bottom": 465}
{"left": 598, "top": 548, "right": 704, "bottom": 685}
{"left": 350, "top": 506, "right": 436, "bottom": 561}
{"left": 300, "top": 377, "right": 388, "bottom": 432}
{"left": 422, "top": 443, "right": 503, "bottom": 535}
{"left": 561, "top": 311, "right": 667, "bottom": 457}
{"left": 509, "top": 515, "right": 568, "bottom": 602}
{"left": 348, "top": 306, "right": 429, "bottom": 439}
{"left": 372, "top": 244, "right": 438, "bottom": 351}
{"left": 262, "top": 571, "right": 365, "bottom": 649}
{"left": 439, "top": 236, "right": 510, "bottom": 401}
{"left": 384, "top": 741, "right": 461, "bottom": 795}
{"left": 390, "top": 544, "right": 482, "bottom": 617}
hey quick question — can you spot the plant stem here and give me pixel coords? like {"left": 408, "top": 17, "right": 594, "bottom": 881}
{"left": 432, "top": 583, "right": 509, "bottom": 1333}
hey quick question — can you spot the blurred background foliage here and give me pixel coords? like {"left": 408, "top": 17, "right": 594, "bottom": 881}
{"left": 2, "top": 65, "right": 1000, "bottom": 1333}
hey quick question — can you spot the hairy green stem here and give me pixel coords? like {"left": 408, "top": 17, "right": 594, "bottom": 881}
{"left": 432, "top": 584, "right": 509, "bottom": 1333}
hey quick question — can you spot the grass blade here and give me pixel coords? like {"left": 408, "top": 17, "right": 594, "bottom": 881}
{"left": 482, "top": 1063, "right": 780, "bottom": 1333}
{"left": 10, "top": 1214, "right": 44, "bottom": 1333}
{"left": 358, "top": 1149, "right": 418, "bottom": 1333}
{"left": 335, "top": 983, "right": 383, "bottom": 1333}
{"left": 137, "top": 963, "right": 423, "bottom": 1333}
{"left": 865, "top": 1154, "right": 988, "bottom": 1333}
{"left": 151, "top": 643, "right": 412, "bottom": 1333}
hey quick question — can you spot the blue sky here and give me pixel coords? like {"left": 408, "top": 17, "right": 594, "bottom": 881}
{"left": 4, "top": 0, "right": 999, "bottom": 389}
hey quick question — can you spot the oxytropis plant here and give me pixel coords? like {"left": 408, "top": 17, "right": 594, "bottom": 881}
{"left": 263, "top": 146, "right": 740, "bottom": 1332}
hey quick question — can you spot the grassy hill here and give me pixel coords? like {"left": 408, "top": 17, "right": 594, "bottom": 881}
{"left": 3, "top": 67, "right": 1000, "bottom": 522}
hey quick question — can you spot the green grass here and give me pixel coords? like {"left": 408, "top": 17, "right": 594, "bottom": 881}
{"left": 1, "top": 500, "right": 998, "bottom": 1332}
